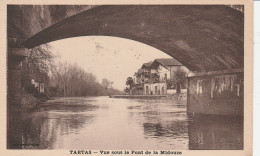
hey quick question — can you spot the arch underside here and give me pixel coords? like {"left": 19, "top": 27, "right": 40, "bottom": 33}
{"left": 23, "top": 5, "right": 244, "bottom": 72}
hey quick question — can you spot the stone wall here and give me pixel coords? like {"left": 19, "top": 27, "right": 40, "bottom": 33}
{"left": 187, "top": 72, "right": 244, "bottom": 116}
{"left": 8, "top": 5, "right": 96, "bottom": 42}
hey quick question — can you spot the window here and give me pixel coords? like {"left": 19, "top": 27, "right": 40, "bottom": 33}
{"left": 162, "top": 86, "right": 164, "bottom": 94}
{"left": 31, "top": 79, "right": 35, "bottom": 85}
{"left": 235, "top": 84, "right": 240, "bottom": 96}
{"left": 155, "top": 86, "right": 158, "bottom": 94}
{"left": 197, "top": 80, "right": 203, "bottom": 95}
{"left": 211, "top": 79, "right": 215, "bottom": 98}
{"left": 146, "top": 86, "right": 149, "bottom": 94}
{"left": 40, "top": 83, "right": 44, "bottom": 93}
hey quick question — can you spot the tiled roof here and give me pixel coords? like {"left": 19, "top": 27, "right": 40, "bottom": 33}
{"left": 155, "top": 58, "right": 183, "bottom": 66}
{"left": 141, "top": 62, "right": 153, "bottom": 68}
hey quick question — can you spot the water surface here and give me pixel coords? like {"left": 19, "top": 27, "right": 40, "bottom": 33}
{"left": 18, "top": 96, "right": 243, "bottom": 149}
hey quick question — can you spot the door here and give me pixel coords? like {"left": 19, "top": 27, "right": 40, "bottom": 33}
{"left": 146, "top": 86, "right": 149, "bottom": 94}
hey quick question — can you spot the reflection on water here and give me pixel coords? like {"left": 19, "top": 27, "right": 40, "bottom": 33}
{"left": 188, "top": 114, "right": 243, "bottom": 150}
{"left": 8, "top": 96, "right": 243, "bottom": 149}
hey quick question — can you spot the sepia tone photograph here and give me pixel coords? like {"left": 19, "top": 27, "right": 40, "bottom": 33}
{"left": 3, "top": 1, "right": 253, "bottom": 154}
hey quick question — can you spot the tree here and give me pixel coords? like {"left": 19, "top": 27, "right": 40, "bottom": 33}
{"left": 53, "top": 62, "right": 69, "bottom": 96}
{"left": 27, "top": 44, "right": 56, "bottom": 74}
{"left": 124, "top": 87, "right": 130, "bottom": 94}
{"left": 52, "top": 62, "right": 99, "bottom": 97}
{"left": 101, "top": 78, "right": 113, "bottom": 95}
{"left": 172, "top": 67, "right": 187, "bottom": 94}
{"left": 50, "top": 62, "right": 122, "bottom": 97}
{"left": 126, "top": 77, "right": 134, "bottom": 95}
{"left": 21, "top": 44, "right": 57, "bottom": 97}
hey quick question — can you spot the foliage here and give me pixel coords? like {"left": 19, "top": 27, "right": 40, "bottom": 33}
{"left": 171, "top": 67, "right": 188, "bottom": 93}
{"left": 30, "top": 44, "right": 55, "bottom": 72}
{"left": 101, "top": 78, "right": 113, "bottom": 94}
{"left": 124, "top": 87, "right": 130, "bottom": 94}
{"left": 51, "top": 62, "right": 120, "bottom": 97}
{"left": 21, "top": 44, "right": 57, "bottom": 99}
{"left": 21, "top": 44, "right": 56, "bottom": 84}
{"left": 125, "top": 77, "right": 135, "bottom": 94}
{"left": 24, "top": 83, "right": 36, "bottom": 94}
{"left": 21, "top": 44, "right": 122, "bottom": 97}
{"left": 171, "top": 67, "right": 188, "bottom": 87}
{"left": 126, "top": 77, "right": 134, "bottom": 86}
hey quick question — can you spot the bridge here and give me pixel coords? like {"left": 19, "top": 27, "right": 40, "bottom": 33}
{"left": 7, "top": 4, "right": 245, "bottom": 149}
{"left": 9, "top": 5, "right": 243, "bottom": 71}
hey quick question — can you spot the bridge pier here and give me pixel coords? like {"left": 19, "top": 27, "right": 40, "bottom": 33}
{"left": 187, "top": 69, "right": 244, "bottom": 116}
{"left": 7, "top": 48, "right": 28, "bottom": 105}
{"left": 7, "top": 41, "right": 28, "bottom": 149}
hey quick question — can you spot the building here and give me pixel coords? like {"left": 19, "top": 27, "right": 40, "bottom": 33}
{"left": 151, "top": 58, "right": 189, "bottom": 88}
{"left": 21, "top": 57, "right": 46, "bottom": 94}
{"left": 133, "top": 58, "right": 189, "bottom": 95}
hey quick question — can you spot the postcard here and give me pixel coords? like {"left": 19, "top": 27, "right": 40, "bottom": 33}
{"left": 0, "top": 0, "right": 253, "bottom": 156}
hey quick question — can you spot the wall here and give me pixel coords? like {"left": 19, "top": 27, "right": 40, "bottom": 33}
{"left": 187, "top": 72, "right": 243, "bottom": 116}
{"left": 167, "top": 89, "right": 187, "bottom": 95}
{"left": 157, "top": 65, "right": 170, "bottom": 82}
{"left": 8, "top": 5, "right": 95, "bottom": 42}
{"left": 144, "top": 83, "right": 167, "bottom": 95}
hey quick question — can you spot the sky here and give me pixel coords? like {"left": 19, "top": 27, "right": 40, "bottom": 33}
{"left": 49, "top": 36, "right": 171, "bottom": 90}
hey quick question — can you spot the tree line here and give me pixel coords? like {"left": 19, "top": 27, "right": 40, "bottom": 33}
{"left": 50, "top": 62, "right": 121, "bottom": 97}
{"left": 21, "top": 44, "right": 122, "bottom": 98}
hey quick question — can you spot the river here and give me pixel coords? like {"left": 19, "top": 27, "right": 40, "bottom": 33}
{"left": 15, "top": 96, "right": 243, "bottom": 150}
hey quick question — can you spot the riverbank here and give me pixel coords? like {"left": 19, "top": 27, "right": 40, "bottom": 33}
{"left": 110, "top": 93, "right": 187, "bottom": 104}
{"left": 167, "top": 92, "right": 187, "bottom": 105}
{"left": 21, "top": 89, "right": 39, "bottom": 109}
{"left": 109, "top": 95, "right": 167, "bottom": 99}
{"left": 20, "top": 89, "right": 54, "bottom": 109}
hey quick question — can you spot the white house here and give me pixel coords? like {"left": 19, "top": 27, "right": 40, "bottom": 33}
{"left": 131, "top": 58, "right": 189, "bottom": 95}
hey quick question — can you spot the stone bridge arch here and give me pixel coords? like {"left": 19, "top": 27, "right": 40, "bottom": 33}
{"left": 9, "top": 5, "right": 244, "bottom": 72}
